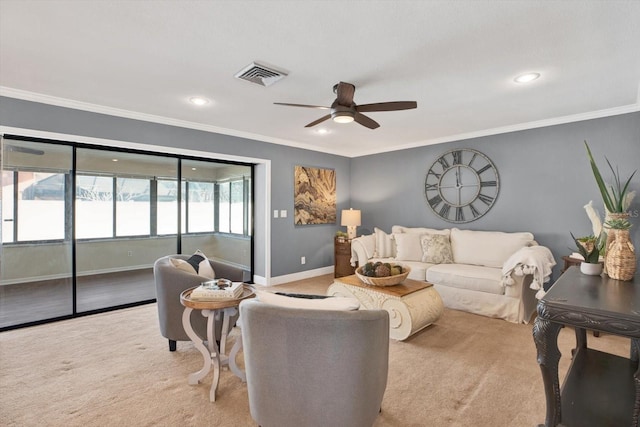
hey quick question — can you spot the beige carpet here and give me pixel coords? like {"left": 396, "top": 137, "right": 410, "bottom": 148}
{"left": 0, "top": 274, "right": 630, "bottom": 427}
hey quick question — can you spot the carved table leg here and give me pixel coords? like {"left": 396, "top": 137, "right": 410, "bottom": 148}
{"left": 228, "top": 334, "right": 246, "bottom": 382}
{"left": 533, "top": 317, "right": 563, "bottom": 427}
{"left": 203, "top": 309, "right": 221, "bottom": 402}
{"left": 572, "top": 327, "right": 587, "bottom": 358}
{"left": 182, "top": 307, "right": 213, "bottom": 386}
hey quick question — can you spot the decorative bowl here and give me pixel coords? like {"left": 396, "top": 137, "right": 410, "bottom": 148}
{"left": 355, "top": 265, "right": 411, "bottom": 287}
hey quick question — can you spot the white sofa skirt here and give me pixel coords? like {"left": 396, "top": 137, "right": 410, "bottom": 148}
{"left": 433, "top": 277, "right": 536, "bottom": 324}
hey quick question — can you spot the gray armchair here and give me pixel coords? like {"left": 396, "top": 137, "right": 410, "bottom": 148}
{"left": 153, "top": 254, "right": 246, "bottom": 351}
{"left": 239, "top": 299, "right": 390, "bottom": 427}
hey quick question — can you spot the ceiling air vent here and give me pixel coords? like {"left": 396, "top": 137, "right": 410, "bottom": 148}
{"left": 234, "top": 62, "right": 287, "bottom": 87}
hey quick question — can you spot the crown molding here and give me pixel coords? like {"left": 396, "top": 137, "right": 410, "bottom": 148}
{"left": 347, "top": 102, "right": 640, "bottom": 158}
{"left": 2, "top": 86, "right": 638, "bottom": 159}
{"left": 0, "top": 86, "right": 346, "bottom": 157}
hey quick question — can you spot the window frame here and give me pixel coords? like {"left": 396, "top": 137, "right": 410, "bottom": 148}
{"left": 2, "top": 137, "right": 254, "bottom": 245}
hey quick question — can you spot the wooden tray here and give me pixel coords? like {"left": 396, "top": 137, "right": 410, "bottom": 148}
{"left": 180, "top": 285, "right": 255, "bottom": 310}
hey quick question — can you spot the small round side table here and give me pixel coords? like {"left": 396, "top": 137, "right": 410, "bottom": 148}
{"left": 180, "top": 285, "right": 255, "bottom": 402}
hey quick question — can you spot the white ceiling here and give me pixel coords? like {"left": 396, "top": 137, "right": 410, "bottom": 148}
{"left": 1, "top": 1, "right": 639, "bottom": 158}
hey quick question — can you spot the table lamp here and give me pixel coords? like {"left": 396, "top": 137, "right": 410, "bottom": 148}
{"left": 341, "top": 208, "right": 361, "bottom": 240}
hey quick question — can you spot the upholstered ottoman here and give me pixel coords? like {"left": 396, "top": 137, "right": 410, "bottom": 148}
{"left": 327, "top": 275, "right": 444, "bottom": 340}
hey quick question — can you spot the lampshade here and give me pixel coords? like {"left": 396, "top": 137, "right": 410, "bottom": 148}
{"left": 341, "top": 209, "right": 361, "bottom": 226}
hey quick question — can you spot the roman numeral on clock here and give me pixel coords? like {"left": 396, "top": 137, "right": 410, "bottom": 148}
{"left": 425, "top": 182, "right": 438, "bottom": 191}
{"left": 456, "top": 207, "right": 465, "bottom": 222}
{"left": 477, "top": 164, "right": 492, "bottom": 174}
{"left": 469, "top": 203, "right": 480, "bottom": 218}
{"left": 478, "top": 193, "right": 495, "bottom": 206}
{"left": 439, "top": 203, "right": 451, "bottom": 218}
{"left": 452, "top": 150, "right": 462, "bottom": 165}
{"left": 427, "top": 169, "right": 441, "bottom": 179}
{"left": 428, "top": 194, "right": 443, "bottom": 209}
{"left": 468, "top": 152, "right": 477, "bottom": 167}
{"left": 437, "top": 157, "right": 450, "bottom": 169}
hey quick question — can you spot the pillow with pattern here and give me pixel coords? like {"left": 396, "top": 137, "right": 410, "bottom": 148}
{"left": 421, "top": 234, "right": 453, "bottom": 264}
{"left": 170, "top": 249, "right": 215, "bottom": 279}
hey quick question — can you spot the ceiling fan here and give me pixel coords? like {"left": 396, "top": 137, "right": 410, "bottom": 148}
{"left": 274, "top": 81, "right": 417, "bottom": 129}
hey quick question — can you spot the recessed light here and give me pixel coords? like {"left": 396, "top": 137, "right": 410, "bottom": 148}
{"left": 315, "top": 128, "right": 330, "bottom": 135}
{"left": 189, "top": 96, "right": 210, "bottom": 106}
{"left": 191, "top": 167, "right": 197, "bottom": 171}
{"left": 514, "top": 73, "right": 541, "bottom": 83}
{"left": 112, "top": 159, "right": 118, "bottom": 162}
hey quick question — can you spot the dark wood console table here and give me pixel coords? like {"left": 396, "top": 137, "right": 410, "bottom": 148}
{"left": 533, "top": 266, "right": 640, "bottom": 427}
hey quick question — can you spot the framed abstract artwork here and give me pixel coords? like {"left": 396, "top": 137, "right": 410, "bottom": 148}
{"left": 294, "top": 165, "right": 336, "bottom": 225}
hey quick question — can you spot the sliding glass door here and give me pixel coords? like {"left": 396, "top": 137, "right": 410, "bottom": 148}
{"left": 0, "top": 138, "right": 74, "bottom": 327}
{"left": 74, "top": 148, "right": 179, "bottom": 312}
{"left": 1, "top": 135, "right": 253, "bottom": 330}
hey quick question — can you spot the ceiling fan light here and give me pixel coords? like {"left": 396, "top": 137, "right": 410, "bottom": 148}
{"left": 332, "top": 112, "right": 354, "bottom": 124}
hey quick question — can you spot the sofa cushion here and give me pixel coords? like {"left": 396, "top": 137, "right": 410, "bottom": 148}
{"left": 426, "top": 264, "right": 505, "bottom": 295}
{"left": 421, "top": 234, "right": 453, "bottom": 264}
{"left": 450, "top": 228, "right": 535, "bottom": 268}
{"left": 394, "top": 233, "right": 423, "bottom": 261}
{"left": 374, "top": 227, "right": 396, "bottom": 258}
{"left": 392, "top": 225, "right": 450, "bottom": 237}
{"left": 401, "top": 260, "right": 433, "bottom": 281}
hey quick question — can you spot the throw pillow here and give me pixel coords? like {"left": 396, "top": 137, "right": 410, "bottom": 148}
{"left": 391, "top": 225, "right": 451, "bottom": 237}
{"left": 254, "top": 290, "right": 360, "bottom": 311}
{"left": 421, "top": 234, "right": 453, "bottom": 264}
{"left": 394, "top": 232, "right": 424, "bottom": 261}
{"left": 450, "top": 228, "right": 535, "bottom": 268}
{"left": 170, "top": 249, "right": 215, "bottom": 279}
{"left": 374, "top": 227, "right": 396, "bottom": 258}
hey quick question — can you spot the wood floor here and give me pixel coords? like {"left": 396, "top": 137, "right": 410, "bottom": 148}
{"left": 0, "top": 271, "right": 336, "bottom": 330}
{"left": 0, "top": 269, "right": 155, "bottom": 329}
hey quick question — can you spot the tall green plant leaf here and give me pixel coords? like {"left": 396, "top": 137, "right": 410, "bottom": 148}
{"left": 584, "top": 141, "right": 615, "bottom": 212}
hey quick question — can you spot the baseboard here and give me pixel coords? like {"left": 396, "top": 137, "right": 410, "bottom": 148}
{"left": 253, "top": 266, "right": 334, "bottom": 286}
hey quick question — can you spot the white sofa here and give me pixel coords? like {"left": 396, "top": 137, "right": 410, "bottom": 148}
{"left": 350, "top": 226, "right": 555, "bottom": 324}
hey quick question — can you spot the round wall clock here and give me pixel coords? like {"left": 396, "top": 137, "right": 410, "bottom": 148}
{"left": 424, "top": 149, "right": 499, "bottom": 223}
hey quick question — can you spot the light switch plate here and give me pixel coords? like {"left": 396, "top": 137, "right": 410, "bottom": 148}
{"left": 273, "top": 210, "right": 279, "bottom": 218}
{"left": 280, "top": 210, "right": 287, "bottom": 218}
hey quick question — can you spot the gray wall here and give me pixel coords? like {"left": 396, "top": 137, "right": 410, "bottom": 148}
{"left": 350, "top": 112, "right": 640, "bottom": 280}
{"left": 2, "top": 96, "right": 638, "bottom": 282}
{"left": 0, "top": 96, "right": 351, "bottom": 279}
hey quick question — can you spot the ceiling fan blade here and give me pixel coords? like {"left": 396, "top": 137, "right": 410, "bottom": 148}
{"left": 304, "top": 114, "right": 332, "bottom": 128}
{"left": 274, "top": 102, "right": 330, "bottom": 110}
{"left": 335, "top": 82, "right": 355, "bottom": 106}
{"left": 356, "top": 101, "right": 417, "bottom": 113}
{"left": 354, "top": 112, "right": 380, "bottom": 129}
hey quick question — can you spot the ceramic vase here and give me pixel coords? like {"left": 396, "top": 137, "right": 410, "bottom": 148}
{"left": 605, "top": 228, "right": 636, "bottom": 281}
{"left": 580, "top": 262, "right": 603, "bottom": 276}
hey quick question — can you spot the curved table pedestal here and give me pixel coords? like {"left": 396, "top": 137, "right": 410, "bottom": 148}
{"left": 181, "top": 286, "right": 254, "bottom": 402}
{"left": 181, "top": 306, "right": 244, "bottom": 402}
{"left": 328, "top": 277, "right": 444, "bottom": 340}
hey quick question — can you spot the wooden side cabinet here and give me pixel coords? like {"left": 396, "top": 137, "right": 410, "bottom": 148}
{"left": 334, "top": 238, "right": 356, "bottom": 278}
